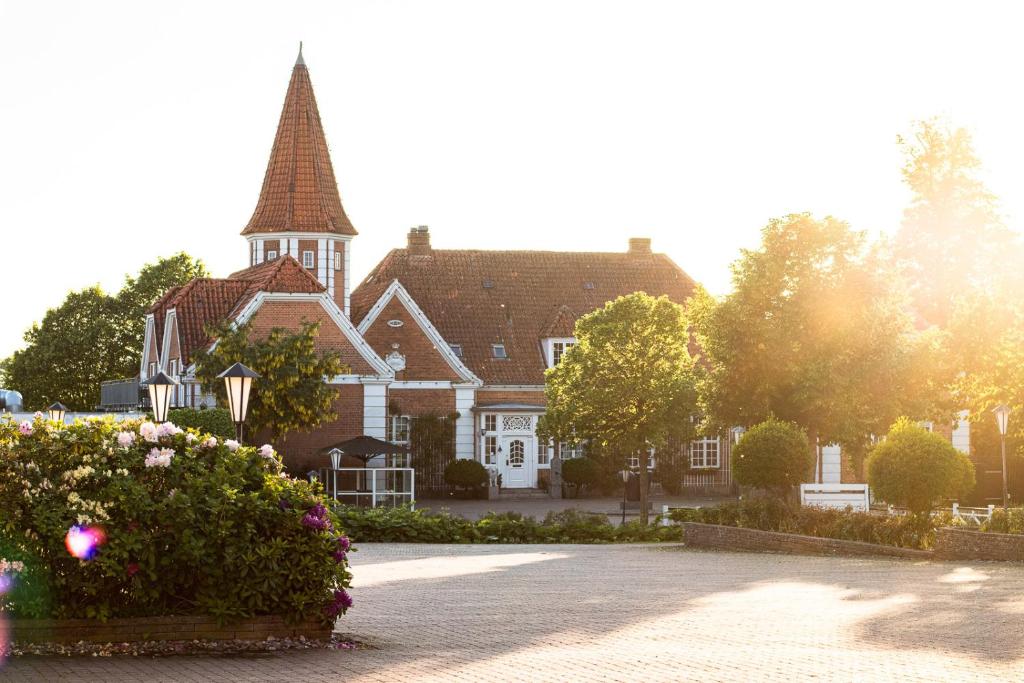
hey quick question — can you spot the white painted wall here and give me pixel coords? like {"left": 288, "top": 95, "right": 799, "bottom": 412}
{"left": 821, "top": 444, "right": 842, "bottom": 484}
{"left": 454, "top": 386, "right": 476, "bottom": 459}
{"left": 952, "top": 411, "right": 971, "bottom": 454}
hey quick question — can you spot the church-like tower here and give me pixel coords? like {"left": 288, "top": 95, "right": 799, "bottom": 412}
{"left": 241, "top": 45, "right": 356, "bottom": 313}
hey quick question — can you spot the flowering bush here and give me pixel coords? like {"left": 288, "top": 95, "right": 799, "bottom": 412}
{"left": 0, "top": 414, "right": 352, "bottom": 624}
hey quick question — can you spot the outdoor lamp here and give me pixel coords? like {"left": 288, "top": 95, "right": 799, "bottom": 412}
{"left": 142, "top": 371, "right": 178, "bottom": 423}
{"left": 620, "top": 469, "right": 631, "bottom": 524}
{"left": 46, "top": 402, "right": 68, "bottom": 424}
{"left": 993, "top": 404, "right": 1012, "bottom": 510}
{"left": 218, "top": 362, "right": 259, "bottom": 441}
{"left": 329, "top": 448, "right": 342, "bottom": 470}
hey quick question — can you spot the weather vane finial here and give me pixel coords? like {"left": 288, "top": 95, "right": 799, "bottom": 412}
{"left": 296, "top": 41, "right": 305, "bottom": 66}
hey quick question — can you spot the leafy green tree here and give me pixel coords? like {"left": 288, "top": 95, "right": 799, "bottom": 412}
{"left": 691, "top": 213, "right": 937, "bottom": 479}
{"left": 895, "top": 119, "right": 1023, "bottom": 329}
{"left": 732, "top": 418, "right": 813, "bottom": 497}
{"left": 866, "top": 418, "right": 975, "bottom": 514}
{"left": 0, "top": 253, "right": 206, "bottom": 411}
{"left": 538, "top": 293, "right": 699, "bottom": 524}
{"left": 192, "top": 320, "right": 347, "bottom": 444}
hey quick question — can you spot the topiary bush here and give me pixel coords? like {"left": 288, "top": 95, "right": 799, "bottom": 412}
{"left": 444, "top": 459, "right": 489, "bottom": 497}
{"left": 166, "top": 407, "right": 234, "bottom": 440}
{"left": 732, "top": 418, "right": 812, "bottom": 497}
{"left": 0, "top": 414, "right": 352, "bottom": 624}
{"left": 867, "top": 417, "right": 976, "bottom": 514}
{"left": 562, "top": 456, "right": 599, "bottom": 497}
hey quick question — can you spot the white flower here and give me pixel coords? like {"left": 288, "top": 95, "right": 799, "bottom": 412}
{"left": 225, "top": 439, "right": 240, "bottom": 452}
{"left": 33, "top": 411, "right": 43, "bottom": 420}
{"left": 144, "top": 447, "right": 174, "bottom": 468}
{"left": 201, "top": 437, "right": 218, "bottom": 449}
{"left": 116, "top": 431, "right": 135, "bottom": 447}
{"left": 258, "top": 444, "right": 276, "bottom": 459}
{"left": 156, "top": 422, "right": 182, "bottom": 438}
{"left": 139, "top": 421, "right": 159, "bottom": 443}
{"left": 185, "top": 432, "right": 198, "bottom": 444}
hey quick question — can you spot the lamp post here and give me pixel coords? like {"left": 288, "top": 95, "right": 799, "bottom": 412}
{"left": 46, "top": 402, "right": 68, "bottom": 425}
{"left": 218, "top": 362, "right": 259, "bottom": 442}
{"left": 620, "top": 469, "right": 630, "bottom": 525}
{"left": 994, "top": 404, "right": 1011, "bottom": 510}
{"left": 142, "top": 371, "right": 178, "bottom": 423}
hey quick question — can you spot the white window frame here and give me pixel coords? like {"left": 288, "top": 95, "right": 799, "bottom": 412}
{"left": 334, "top": 251, "right": 342, "bottom": 271}
{"left": 387, "top": 415, "right": 411, "bottom": 445}
{"left": 544, "top": 337, "right": 576, "bottom": 368}
{"left": 537, "top": 440, "right": 550, "bottom": 466}
{"left": 689, "top": 437, "right": 721, "bottom": 469}
{"left": 483, "top": 414, "right": 497, "bottom": 433}
{"left": 266, "top": 250, "right": 278, "bottom": 261}
{"left": 302, "top": 251, "right": 315, "bottom": 269}
{"left": 492, "top": 344, "right": 507, "bottom": 359}
{"left": 558, "top": 441, "right": 585, "bottom": 460}
{"left": 484, "top": 435, "right": 498, "bottom": 465}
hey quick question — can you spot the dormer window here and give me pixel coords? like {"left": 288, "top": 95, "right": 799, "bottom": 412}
{"left": 449, "top": 343, "right": 463, "bottom": 358}
{"left": 302, "top": 251, "right": 315, "bottom": 269}
{"left": 492, "top": 344, "right": 507, "bottom": 359}
{"left": 544, "top": 337, "right": 576, "bottom": 367}
{"left": 266, "top": 250, "right": 278, "bottom": 260}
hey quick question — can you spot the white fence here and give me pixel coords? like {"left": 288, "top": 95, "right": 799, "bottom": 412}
{"left": 800, "top": 483, "right": 870, "bottom": 512}
{"left": 315, "top": 467, "right": 415, "bottom": 508}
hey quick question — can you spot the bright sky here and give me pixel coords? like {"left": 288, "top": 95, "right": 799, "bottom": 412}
{"left": 3, "top": 0, "right": 1024, "bottom": 359}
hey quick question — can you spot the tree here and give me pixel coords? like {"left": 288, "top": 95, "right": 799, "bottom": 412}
{"left": 0, "top": 253, "right": 206, "bottom": 410}
{"left": 732, "top": 418, "right": 813, "bottom": 497}
{"left": 691, "top": 213, "right": 937, "bottom": 479}
{"left": 192, "top": 320, "right": 347, "bottom": 443}
{"left": 866, "top": 418, "right": 975, "bottom": 514}
{"left": 537, "top": 293, "right": 699, "bottom": 524}
{"left": 895, "top": 119, "right": 1023, "bottom": 329}
{"left": 561, "top": 457, "right": 599, "bottom": 498}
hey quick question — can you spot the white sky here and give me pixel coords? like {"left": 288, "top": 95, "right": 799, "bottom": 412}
{"left": 3, "top": 0, "right": 1024, "bottom": 359}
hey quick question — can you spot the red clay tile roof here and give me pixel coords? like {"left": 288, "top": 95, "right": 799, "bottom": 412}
{"left": 241, "top": 54, "right": 356, "bottom": 237}
{"left": 148, "top": 256, "right": 327, "bottom": 365}
{"left": 350, "top": 248, "right": 698, "bottom": 385}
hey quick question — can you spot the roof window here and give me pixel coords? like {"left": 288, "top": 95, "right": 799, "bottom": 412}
{"left": 583, "top": 281, "right": 595, "bottom": 290}
{"left": 483, "top": 279, "right": 494, "bottom": 289}
{"left": 491, "top": 344, "right": 507, "bottom": 359}
{"left": 449, "top": 343, "right": 463, "bottom": 358}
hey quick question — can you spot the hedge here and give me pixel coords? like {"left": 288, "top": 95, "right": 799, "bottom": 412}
{"left": 0, "top": 414, "right": 351, "bottom": 624}
{"left": 166, "top": 408, "right": 235, "bottom": 440}
{"left": 332, "top": 505, "right": 683, "bottom": 544}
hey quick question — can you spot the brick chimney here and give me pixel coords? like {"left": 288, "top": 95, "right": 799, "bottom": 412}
{"left": 407, "top": 225, "right": 432, "bottom": 256}
{"left": 628, "top": 237, "right": 652, "bottom": 255}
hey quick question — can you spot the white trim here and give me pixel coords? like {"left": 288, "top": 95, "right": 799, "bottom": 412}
{"left": 543, "top": 337, "right": 576, "bottom": 368}
{"left": 327, "top": 240, "right": 335, "bottom": 299}
{"left": 362, "top": 380, "right": 388, "bottom": 438}
{"left": 356, "top": 279, "right": 482, "bottom": 386}
{"left": 390, "top": 380, "right": 452, "bottom": 389}
{"left": 140, "top": 314, "right": 156, "bottom": 380}
{"left": 246, "top": 231, "right": 354, "bottom": 241}
{"left": 317, "top": 238, "right": 327, "bottom": 286}
{"left": 477, "top": 385, "right": 545, "bottom": 392}
{"left": 255, "top": 240, "right": 264, "bottom": 265}
{"left": 343, "top": 241, "right": 351, "bottom": 315}
{"left": 455, "top": 386, "right": 476, "bottom": 459}
{"left": 290, "top": 238, "right": 299, "bottom": 259}
{"left": 160, "top": 309, "right": 177, "bottom": 372}
{"left": 231, "top": 291, "right": 394, "bottom": 379}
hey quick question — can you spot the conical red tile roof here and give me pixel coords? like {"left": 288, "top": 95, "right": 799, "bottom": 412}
{"left": 242, "top": 48, "right": 356, "bottom": 236}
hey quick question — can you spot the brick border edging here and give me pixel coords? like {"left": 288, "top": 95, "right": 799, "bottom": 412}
{"left": 11, "top": 614, "right": 332, "bottom": 645}
{"left": 682, "top": 522, "right": 933, "bottom": 560}
{"left": 934, "top": 526, "right": 1024, "bottom": 561}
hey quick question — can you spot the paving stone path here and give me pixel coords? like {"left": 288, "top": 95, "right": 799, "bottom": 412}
{"left": 5, "top": 543, "right": 1024, "bottom": 681}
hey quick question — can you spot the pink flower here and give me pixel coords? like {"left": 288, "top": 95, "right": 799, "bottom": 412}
{"left": 144, "top": 447, "right": 174, "bottom": 468}
{"left": 156, "top": 422, "right": 182, "bottom": 438}
{"left": 201, "top": 437, "right": 218, "bottom": 449}
{"left": 116, "top": 431, "right": 135, "bottom": 447}
{"left": 225, "top": 439, "right": 240, "bottom": 452}
{"left": 185, "top": 432, "right": 198, "bottom": 444}
{"left": 33, "top": 411, "right": 43, "bottom": 420}
{"left": 18, "top": 421, "right": 32, "bottom": 436}
{"left": 258, "top": 444, "right": 276, "bottom": 459}
{"left": 139, "top": 421, "right": 159, "bottom": 443}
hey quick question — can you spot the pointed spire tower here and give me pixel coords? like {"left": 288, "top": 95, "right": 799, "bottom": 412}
{"left": 242, "top": 43, "right": 356, "bottom": 313}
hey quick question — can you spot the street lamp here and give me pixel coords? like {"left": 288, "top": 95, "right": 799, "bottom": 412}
{"left": 620, "top": 469, "right": 631, "bottom": 525}
{"left": 142, "top": 371, "right": 178, "bottom": 423}
{"left": 994, "top": 404, "right": 1011, "bottom": 510}
{"left": 46, "top": 402, "right": 68, "bottom": 424}
{"left": 218, "top": 362, "right": 259, "bottom": 442}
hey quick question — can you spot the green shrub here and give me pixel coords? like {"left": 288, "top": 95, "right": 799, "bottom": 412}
{"left": 444, "top": 459, "right": 489, "bottom": 496}
{"left": 732, "top": 418, "right": 812, "bottom": 496}
{"left": 166, "top": 407, "right": 234, "bottom": 439}
{"left": 562, "top": 457, "right": 599, "bottom": 497}
{"left": 0, "top": 414, "right": 351, "bottom": 623}
{"left": 982, "top": 508, "right": 1024, "bottom": 534}
{"left": 654, "top": 461, "right": 685, "bottom": 495}
{"left": 668, "top": 498, "right": 937, "bottom": 549}
{"left": 333, "top": 505, "right": 479, "bottom": 543}
{"left": 867, "top": 418, "right": 976, "bottom": 514}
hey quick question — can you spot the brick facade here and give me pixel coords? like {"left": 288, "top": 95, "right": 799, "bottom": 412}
{"left": 388, "top": 388, "right": 456, "bottom": 417}
{"left": 475, "top": 389, "right": 545, "bottom": 407}
{"left": 362, "top": 297, "right": 463, "bottom": 382}
{"left": 276, "top": 383, "right": 365, "bottom": 473}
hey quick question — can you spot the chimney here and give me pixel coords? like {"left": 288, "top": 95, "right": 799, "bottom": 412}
{"left": 628, "top": 237, "right": 652, "bottom": 255}
{"left": 407, "top": 225, "right": 432, "bottom": 256}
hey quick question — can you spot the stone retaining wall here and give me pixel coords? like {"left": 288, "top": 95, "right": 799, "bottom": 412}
{"left": 682, "top": 522, "right": 932, "bottom": 559}
{"left": 11, "top": 615, "right": 331, "bottom": 644}
{"left": 934, "top": 526, "right": 1024, "bottom": 561}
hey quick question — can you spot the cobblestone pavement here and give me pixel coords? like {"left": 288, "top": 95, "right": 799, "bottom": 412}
{"left": 5, "top": 544, "right": 1024, "bottom": 681}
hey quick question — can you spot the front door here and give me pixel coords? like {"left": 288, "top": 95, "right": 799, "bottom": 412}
{"left": 501, "top": 436, "right": 534, "bottom": 488}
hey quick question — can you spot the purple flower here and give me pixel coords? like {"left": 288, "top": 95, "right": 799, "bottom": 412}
{"left": 278, "top": 498, "right": 292, "bottom": 511}
{"left": 337, "top": 536, "right": 351, "bottom": 552}
{"left": 332, "top": 549, "right": 347, "bottom": 563}
{"left": 301, "top": 503, "right": 332, "bottom": 531}
{"left": 325, "top": 589, "right": 354, "bottom": 617}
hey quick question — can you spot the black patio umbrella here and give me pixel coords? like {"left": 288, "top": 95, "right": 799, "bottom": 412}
{"left": 321, "top": 436, "right": 410, "bottom": 467}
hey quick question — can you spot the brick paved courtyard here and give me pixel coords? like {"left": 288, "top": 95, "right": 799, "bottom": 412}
{"left": 5, "top": 543, "right": 1024, "bottom": 681}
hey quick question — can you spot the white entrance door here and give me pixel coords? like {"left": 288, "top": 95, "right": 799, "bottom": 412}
{"left": 500, "top": 436, "right": 534, "bottom": 488}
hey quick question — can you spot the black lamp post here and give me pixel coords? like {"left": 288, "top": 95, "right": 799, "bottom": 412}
{"left": 46, "top": 402, "right": 68, "bottom": 424}
{"left": 218, "top": 362, "right": 259, "bottom": 442}
{"left": 142, "top": 371, "right": 178, "bottom": 423}
{"left": 620, "top": 469, "right": 630, "bottom": 525}
{"left": 994, "top": 404, "right": 1011, "bottom": 510}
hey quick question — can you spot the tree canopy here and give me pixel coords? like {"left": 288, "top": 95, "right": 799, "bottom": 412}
{"left": 732, "top": 418, "right": 813, "bottom": 496}
{"left": 1, "top": 253, "right": 207, "bottom": 410}
{"left": 537, "top": 292, "right": 699, "bottom": 524}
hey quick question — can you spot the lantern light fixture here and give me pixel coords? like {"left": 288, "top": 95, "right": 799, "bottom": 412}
{"left": 142, "top": 371, "right": 178, "bottom": 423}
{"left": 218, "top": 362, "right": 260, "bottom": 441}
{"left": 46, "top": 402, "right": 68, "bottom": 424}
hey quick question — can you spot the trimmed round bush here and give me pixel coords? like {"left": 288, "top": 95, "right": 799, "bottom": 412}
{"left": 562, "top": 456, "right": 599, "bottom": 497}
{"left": 0, "top": 414, "right": 352, "bottom": 623}
{"left": 732, "top": 418, "right": 813, "bottom": 496}
{"left": 867, "top": 417, "right": 976, "bottom": 514}
{"left": 444, "top": 458, "right": 488, "bottom": 494}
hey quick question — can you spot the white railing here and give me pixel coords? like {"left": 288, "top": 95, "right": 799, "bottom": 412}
{"left": 800, "top": 483, "right": 870, "bottom": 512}
{"left": 316, "top": 467, "right": 415, "bottom": 508}
{"left": 950, "top": 503, "right": 995, "bottom": 526}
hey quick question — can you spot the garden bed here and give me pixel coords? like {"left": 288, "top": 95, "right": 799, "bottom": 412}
{"left": 682, "top": 522, "right": 933, "bottom": 559}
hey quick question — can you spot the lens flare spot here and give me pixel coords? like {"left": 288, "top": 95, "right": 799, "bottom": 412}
{"left": 65, "top": 525, "right": 106, "bottom": 560}
{"left": 0, "top": 574, "right": 13, "bottom": 596}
